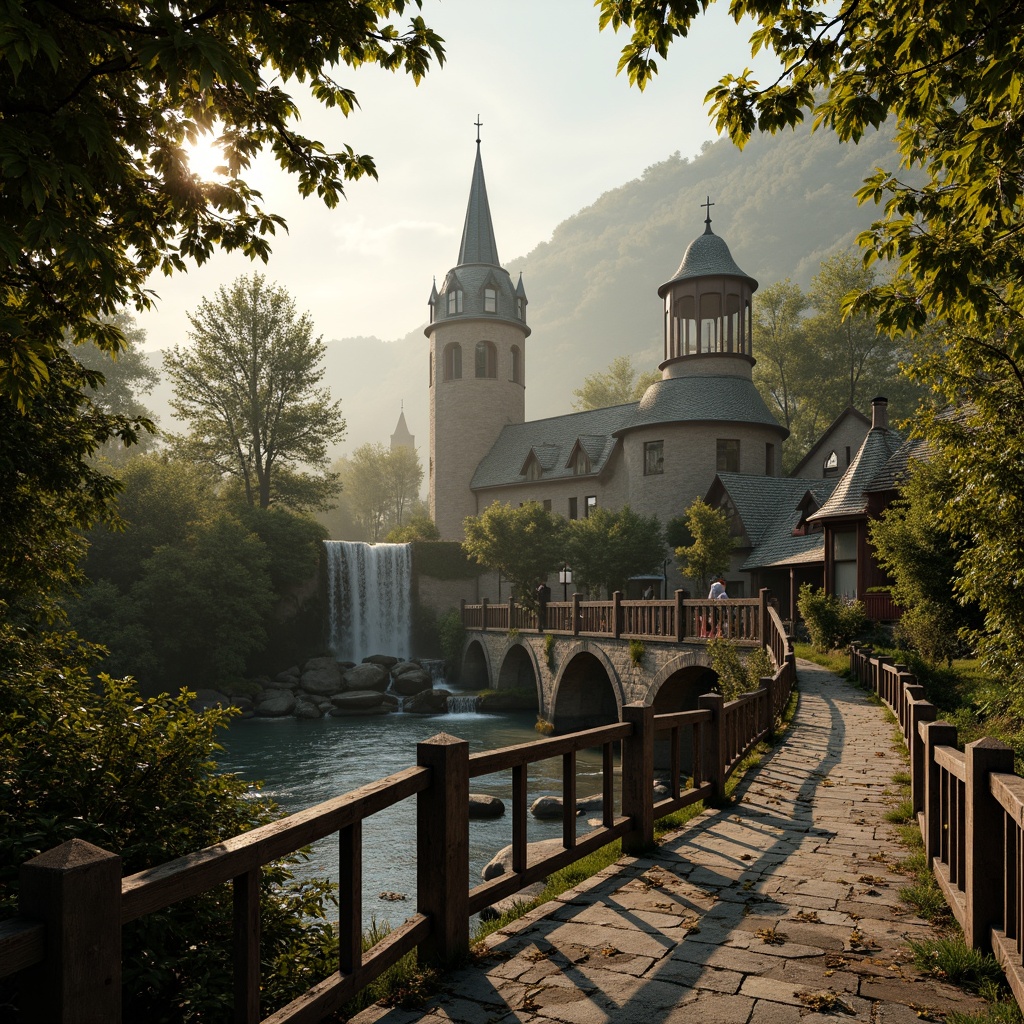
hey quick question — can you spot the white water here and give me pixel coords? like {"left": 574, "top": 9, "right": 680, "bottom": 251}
{"left": 446, "top": 694, "right": 480, "bottom": 714}
{"left": 324, "top": 541, "right": 412, "bottom": 664}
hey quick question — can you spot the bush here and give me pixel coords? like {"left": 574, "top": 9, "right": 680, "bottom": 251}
{"left": 0, "top": 626, "right": 337, "bottom": 1021}
{"left": 797, "top": 584, "right": 867, "bottom": 652}
{"left": 894, "top": 600, "right": 967, "bottom": 667}
{"left": 437, "top": 608, "right": 466, "bottom": 680}
{"left": 707, "top": 638, "right": 774, "bottom": 701}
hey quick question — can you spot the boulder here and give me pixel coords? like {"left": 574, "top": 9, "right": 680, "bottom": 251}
{"left": 259, "top": 687, "right": 294, "bottom": 704}
{"left": 276, "top": 666, "right": 301, "bottom": 684}
{"left": 343, "top": 663, "right": 389, "bottom": 692}
{"left": 331, "top": 690, "right": 386, "bottom": 710}
{"left": 255, "top": 693, "right": 296, "bottom": 717}
{"left": 576, "top": 795, "right": 604, "bottom": 814}
{"left": 530, "top": 795, "right": 568, "bottom": 819}
{"left": 363, "top": 654, "right": 399, "bottom": 669}
{"left": 468, "top": 794, "right": 506, "bottom": 819}
{"left": 293, "top": 699, "right": 323, "bottom": 720}
{"left": 481, "top": 838, "right": 567, "bottom": 880}
{"left": 391, "top": 660, "right": 422, "bottom": 678}
{"left": 403, "top": 689, "right": 449, "bottom": 715}
{"left": 392, "top": 668, "right": 432, "bottom": 696}
{"left": 301, "top": 658, "right": 343, "bottom": 696}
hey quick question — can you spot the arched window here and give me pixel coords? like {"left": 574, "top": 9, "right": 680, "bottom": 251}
{"left": 443, "top": 343, "right": 462, "bottom": 381}
{"left": 510, "top": 345, "right": 522, "bottom": 384}
{"left": 700, "top": 293, "right": 721, "bottom": 352}
{"left": 475, "top": 340, "right": 496, "bottom": 378}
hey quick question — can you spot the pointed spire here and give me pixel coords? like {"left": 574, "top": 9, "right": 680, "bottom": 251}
{"left": 457, "top": 138, "right": 500, "bottom": 267}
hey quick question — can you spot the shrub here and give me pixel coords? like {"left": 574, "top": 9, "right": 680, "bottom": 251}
{"left": 628, "top": 639, "right": 645, "bottom": 666}
{"left": 437, "top": 607, "right": 466, "bottom": 680}
{"left": 707, "top": 638, "right": 773, "bottom": 701}
{"left": 894, "top": 601, "right": 967, "bottom": 667}
{"left": 797, "top": 584, "right": 867, "bottom": 652}
{"left": 543, "top": 632, "right": 556, "bottom": 669}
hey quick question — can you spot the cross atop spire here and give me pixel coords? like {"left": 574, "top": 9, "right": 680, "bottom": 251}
{"left": 474, "top": 115, "right": 482, "bottom": 145}
{"left": 702, "top": 195, "right": 715, "bottom": 230}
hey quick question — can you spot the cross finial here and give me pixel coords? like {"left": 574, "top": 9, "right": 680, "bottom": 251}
{"left": 474, "top": 115, "right": 482, "bottom": 144}
{"left": 702, "top": 195, "right": 714, "bottom": 227}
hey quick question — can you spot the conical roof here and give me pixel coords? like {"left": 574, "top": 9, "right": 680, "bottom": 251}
{"left": 659, "top": 222, "right": 757, "bottom": 295}
{"left": 457, "top": 143, "right": 500, "bottom": 267}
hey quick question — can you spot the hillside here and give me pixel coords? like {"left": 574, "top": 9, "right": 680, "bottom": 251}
{"left": 143, "top": 122, "right": 900, "bottom": 458}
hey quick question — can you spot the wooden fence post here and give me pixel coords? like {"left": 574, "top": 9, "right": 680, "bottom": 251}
{"left": 571, "top": 593, "right": 581, "bottom": 637}
{"left": 480, "top": 598, "right": 489, "bottom": 632}
{"left": 621, "top": 702, "right": 654, "bottom": 855}
{"left": 612, "top": 591, "right": 622, "bottom": 639}
{"left": 759, "top": 589, "right": 769, "bottom": 645}
{"left": 18, "top": 839, "right": 122, "bottom": 1024}
{"left": 875, "top": 656, "right": 893, "bottom": 705}
{"left": 674, "top": 590, "right": 685, "bottom": 642}
{"left": 416, "top": 733, "right": 470, "bottom": 967}
{"left": 965, "top": 738, "right": 1015, "bottom": 951}
{"left": 924, "top": 721, "right": 959, "bottom": 865}
{"left": 698, "top": 692, "right": 726, "bottom": 804}
{"left": 905, "top": 688, "right": 935, "bottom": 819}
{"left": 758, "top": 677, "right": 774, "bottom": 743}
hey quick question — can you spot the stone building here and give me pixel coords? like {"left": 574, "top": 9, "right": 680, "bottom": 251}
{"left": 426, "top": 141, "right": 888, "bottom": 607}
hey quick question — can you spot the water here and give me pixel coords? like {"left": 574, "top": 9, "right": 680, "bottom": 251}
{"left": 217, "top": 710, "right": 616, "bottom": 929}
{"left": 324, "top": 541, "right": 412, "bottom": 664}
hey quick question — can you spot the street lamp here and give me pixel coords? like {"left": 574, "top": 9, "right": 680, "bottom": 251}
{"left": 559, "top": 564, "right": 573, "bottom": 602}
{"left": 662, "top": 557, "right": 670, "bottom": 598}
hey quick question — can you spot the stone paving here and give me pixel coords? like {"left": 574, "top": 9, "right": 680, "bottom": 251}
{"left": 350, "top": 661, "right": 990, "bottom": 1024}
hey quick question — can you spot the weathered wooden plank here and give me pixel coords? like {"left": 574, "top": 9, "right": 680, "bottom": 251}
{"left": 935, "top": 744, "right": 968, "bottom": 781}
{"left": 232, "top": 868, "right": 260, "bottom": 1024}
{"left": 468, "top": 723, "right": 629, "bottom": 778}
{"left": 0, "top": 917, "right": 45, "bottom": 977}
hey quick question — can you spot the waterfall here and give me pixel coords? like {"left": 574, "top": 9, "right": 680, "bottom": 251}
{"left": 446, "top": 694, "right": 480, "bottom": 715}
{"left": 324, "top": 542, "right": 413, "bottom": 665}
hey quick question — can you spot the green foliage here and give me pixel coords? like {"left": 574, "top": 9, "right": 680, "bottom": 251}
{"left": 706, "top": 638, "right": 771, "bottom": 701}
{"left": 751, "top": 278, "right": 808, "bottom": 435}
{"left": 462, "top": 501, "right": 566, "bottom": 605}
{"left": 908, "top": 937, "right": 1005, "bottom": 994}
{"left": 570, "top": 355, "right": 660, "bottom": 411}
{"left": 386, "top": 513, "right": 440, "bottom": 543}
{"left": 1, "top": 1, "right": 444, "bottom": 407}
{"left": 566, "top": 504, "right": 664, "bottom": 597}
{"left": 165, "top": 274, "right": 345, "bottom": 512}
{"left": 675, "top": 499, "right": 735, "bottom": 594}
{"left": 0, "top": 627, "right": 337, "bottom": 1020}
{"left": 342, "top": 442, "right": 424, "bottom": 541}
{"left": 437, "top": 608, "right": 466, "bottom": 679}
{"left": 544, "top": 632, "right": 556, "bottom": 669}
{"left": 628, "top": 639, "right": 646, "bottom": 666}
{"left": 664, "top": 515, "right": 694, "bottom": 551}
{"left": 797, "top": 584, "right": 866, "bottom": 652}
{"left": 411, "top": 540, "right": 479, "bottom": 581}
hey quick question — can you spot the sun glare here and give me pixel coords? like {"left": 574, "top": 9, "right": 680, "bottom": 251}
{"left": 185, "top": 135, "right": 227, "bottom": 181}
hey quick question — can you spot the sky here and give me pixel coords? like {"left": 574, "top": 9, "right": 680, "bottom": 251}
{"left": 135, "top": 0, "right": 780, "bottom": 353}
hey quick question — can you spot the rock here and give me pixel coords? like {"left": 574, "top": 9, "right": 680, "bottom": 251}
{"left": 343, "top": 663, "right": 389, "bottom": 692}
{"left": 293, "top": 699, "right": 323, "bottom": 720}
{"left": 270, "top": 676, "right": 299, "bottom": 691}
{"left": 363, "top": 654, "right": 399, "bottom": 669}
{"left": 530, "top": 795, "right": 568, "bottom": 819}
{"left": 403, "top": 689, "right": 449, "bottom": 714}
{"left": 276, "top": 666, "right": 301, "bottom": 684}
{"left": 381, "top": 693, "right": 401, "bottom": 709}
{"left": 230, "top": 696, "right": 254, "bottom": 713}
{"left": 652, "top": 781, "right": 672, "bottom": 801}
{"left": 301, "top": 658, "right": 343, "bottom": 696}
{"left": 391, "top": 660, "right": 422, "bottom": 678}
{"left": 468, "top": 794, "right": 506, "bottom": 819}
{"left": 576, "top": 795, "right": 604, "bottom": 813}
{"left": 392, "top": 668, "right": 432, "bottom": 695}
{"left": 255, "top": 693, "right": 296, "bottom": 717}
{"left": 331, "top": 690, "right": 386, "bottom": 710}
{"left": 259, "top": 687, "right": 294, "bottom": 703}
{"left": 477, "top": 691, "right": 537, "bottom": 712}
{"left": 481, "top": 838, "right": 567, "bottom": 880}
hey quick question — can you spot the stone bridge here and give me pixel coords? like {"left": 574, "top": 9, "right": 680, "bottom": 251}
{"left": 458, "top": 592, "right": 772, "bottom": 732}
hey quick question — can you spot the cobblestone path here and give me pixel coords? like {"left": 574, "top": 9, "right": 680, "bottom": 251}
{"left": 351, "top": 661, "right": 990, "bottom": 1024}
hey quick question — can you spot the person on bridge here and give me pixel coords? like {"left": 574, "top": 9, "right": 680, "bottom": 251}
{"left": 708, "top": 577, "right": 727, "bottom": 600}
{"left": 536, "top": 581, "right": 551, "bottom": 630}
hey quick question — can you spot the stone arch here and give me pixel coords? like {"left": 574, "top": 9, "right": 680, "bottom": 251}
{"left": 550, "top": 643, "right": 624, "bottom": 734}
{"left": 647, "top": 650, "right": 719, "bottom": 775}
{"left": 460, "top": 637, "right": 491, "bottom": 689}
{"left": 496, "top": 641, "right": 542, "bottom": 709}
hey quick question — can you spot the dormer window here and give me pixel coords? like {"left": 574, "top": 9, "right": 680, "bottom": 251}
{"left": 447, "top": 289, "right": 463, "bottom": 315}
{"left": 824, "top": 450, "right": 839, "bottom": 477}
{"left": 516, "top": 296, "right": 524, "bottom": 320}
{"left": 525, "top": 460, "right": 542, "bottom": 481}
{"left": 571, "top": 448, "right": 591, "bottom": 475}
{"left": 484, "top": 287, "right": 497, "bottom": 313}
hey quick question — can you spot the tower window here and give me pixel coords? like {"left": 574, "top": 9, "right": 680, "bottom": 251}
{"left": 447, "top": 289, "right": 463, "bottom": 315}
{"left": 585, "top": 495, "right": 597, "bottom": 517}
{"left": 510, "top": 345, "right": 522, "bottom": 384}
{"left": 443, "top": 343, "right": 462, "bottom": 381}
{"left": 516, "top": 296, "right": 524, "bottom": 320}
{"left": 716, "top": 439, "right": 740, "bottom": 472}
{"left": 475, "top": 340, "right": 496, "bottom": 378}
{"left": 484, "top": 287, "right": 497, "bottom": 313}
{"left": 568, "top": 497, "right": 578, "bottom": 520}
{"left": 644, "top": 440, "right": 664, "bottom": 476}
{"left": 824, "top": 450, "right": 839, "bottom": 476}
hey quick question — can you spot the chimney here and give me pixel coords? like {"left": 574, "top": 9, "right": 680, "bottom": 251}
{"left": 871, "top": 396, "right": 888, "bottom": 430}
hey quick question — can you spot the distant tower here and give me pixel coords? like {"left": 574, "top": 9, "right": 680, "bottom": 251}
{"left": 426, "top": 130, "right": 529, "bottom": 539}
{"left": 390, "top": 403, "right": 415, "bottom": 453}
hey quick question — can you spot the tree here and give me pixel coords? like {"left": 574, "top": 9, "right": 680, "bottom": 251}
{"left": 565, "top": 505, "right": 664, "bottom": 596}
{"left": 165, "top": 273, "right": 345, "bottom": 511}
{"left": 462, "top": 502, "right": 566, "bottom": 605}
{"left": 386, "top": 513, "right": 441, "bottom": 543}
{"left": 751, "top": 279, "right": 808, "bottom": 433}
{"left": 571, "top": 355, "right": 660, "bottom": 411}
{"left": 344, "top": 442, "right": 424, "bottom": 541}
{"left": 1, "top": 1, "right": 443, "bottom": 407}
{"left": 675, "top": 499, "right": 735, "bottom": 595}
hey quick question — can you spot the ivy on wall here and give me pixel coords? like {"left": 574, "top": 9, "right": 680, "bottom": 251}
{"left": 411, "top": 540, "right": 480, "bottom": 581}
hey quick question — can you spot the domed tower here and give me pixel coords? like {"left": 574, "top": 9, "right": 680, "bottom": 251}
{"left": 426, "top": 136, "right": 529, "bottom": 539}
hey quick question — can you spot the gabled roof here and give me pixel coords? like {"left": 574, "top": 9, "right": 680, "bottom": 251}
{"left": 471, "top": 404, "right": 630, "bottom": 490}
{"left": 809, "top": 426, "right": 904, "bottom": 521}
{"left": 789, "top": 406, "right": 871, "bottom": 477}
{"left": 519, "top": 443, "right": 561, "bottom": 476}
{"left": 863, "top": 436, "right": 933, "bottom": 494}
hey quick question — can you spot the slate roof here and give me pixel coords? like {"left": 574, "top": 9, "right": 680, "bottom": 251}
{"left": 471, "top": 404, "right": 631, "bottom": 490}
{"left": 863, "top": 436, "right": 933, "bottom": 494}
{"left": 809, "top": 426, "right": 904, "bottom": 521}
{"left": 458, "top": 143, "right": 499, "bottom": 266}
{"left": 659, "top": 224, "right": 757, "bottom": 294}
{"left": 615, "top": 376, "right": 788, "bottom": 437}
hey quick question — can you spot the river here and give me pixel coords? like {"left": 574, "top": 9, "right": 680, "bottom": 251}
{"left": 217, "top": 706, "right": 616, "bottom": 929}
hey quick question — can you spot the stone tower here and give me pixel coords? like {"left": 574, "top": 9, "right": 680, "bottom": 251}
{"left": 390, "top": 404, "right": 415, "bottom": 453}
{"left": 426, "top": 138, "right": 529, "bottom": 539}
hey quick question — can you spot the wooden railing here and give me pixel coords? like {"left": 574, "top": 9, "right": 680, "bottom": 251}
{"left": 849, "top": 644, "right": 1024, "bottom": 1006}
{"left": 0, "top": 617, "right": 795, "bottom": 1024}
{"left": 464, "top": 591, "right": 764, "bottom": 647}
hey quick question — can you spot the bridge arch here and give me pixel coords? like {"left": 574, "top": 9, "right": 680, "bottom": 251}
{"left": 460, "top": 637, "right": 491, "bottom": 689}
{"left": 550, "top": 643, "right": 624, "bottom": 734}
{"left": 496, "top": 641, "right": 542, "bottom": 708}
{"left": 648, "top": 650, "right": 719, "bottom": 774}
